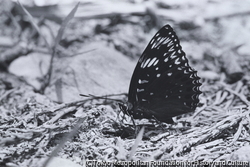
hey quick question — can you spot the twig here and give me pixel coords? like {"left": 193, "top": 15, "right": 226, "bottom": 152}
{"left": 80, "top": 93, "right": 128, "bottom": 103}
{"left": 229, "top": 121, "right": 243, "bottom": 146}
{"left": 17, "top": 1, "right": 51, "bottom": 50}
{"left": 224, "top": 87, "right": 250, "bottom": 106}
{"left": 47, "top": 106, "right": 78, "bottom": 124}
{"left": 128, "top": 126, "right": 145, "bottom": 160}
{"left": 219, "top": 82, "right": 250, "bottom": 106}
{"left": 169, "top": 113, "right": 244, "bottom": 156}
{"left": 80, "top": 93, "right": 128, "bottom": 97}
{"left": 0, "top": 88, "right": 17, "bottom": 102}
{"left": 40, "top": 3, "right": 79, "bottom": 94}
{"left": 192, "top": 103, "right": 207, "bottom": 118}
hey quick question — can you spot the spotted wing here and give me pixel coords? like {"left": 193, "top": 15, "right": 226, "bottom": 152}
{"left": 127, "top": 24, "right": 201, "bottom": 123}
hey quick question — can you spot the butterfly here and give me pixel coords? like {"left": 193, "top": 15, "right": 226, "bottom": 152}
{"left": 119, "top": 24, "right": 202, "bottom": 124}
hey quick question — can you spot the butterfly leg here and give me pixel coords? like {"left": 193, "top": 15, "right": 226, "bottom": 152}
{"left": 151, "top": 115, "right": 165, "bottom": 130}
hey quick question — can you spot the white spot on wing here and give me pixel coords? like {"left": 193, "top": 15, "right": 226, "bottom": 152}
{"left": 137, "top": 88, "right": 144, "bottom": 92}
{"left": 159, "top": 38, "right": 166, "bottom": 44}
{"left": 157, "top": 74, "right": 161, "bottom": 77}
{"left": 163, "top": 38, "right": 171, "bottom": 45}
{"left": 142, "top": 58, "right": 151, "bottom": 68}
{"left": 170, "top": 52, "right": 177, "bottom": 59}
{"left": 167, "top": 41, "right": 173, "bottom": 47}
{"left": 153, "top": 59, "right": 159, "bottom": 66}
{"left": 147, "top": 57, "right": 157, "bottom": 67}
{"left": 169, "top": 46, "right": 174, "bottom": 52}
{"left": 135, "top": 94, "right": 138, "bottom": 102}
{"left": 150, "top": 39, "right": 155, "bottom": 45}
{"left": 175, "top": 59, "right": 181, "bottom": 65}
{"left": 138, "top": 79, "right": 149, "bottom": 84}
{"left": 151, "top": 43, "right": 156, "bottom": 49}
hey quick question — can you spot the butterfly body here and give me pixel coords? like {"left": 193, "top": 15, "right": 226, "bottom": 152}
{"left": 121, "top": 24, "right": 202, "bottom": 123}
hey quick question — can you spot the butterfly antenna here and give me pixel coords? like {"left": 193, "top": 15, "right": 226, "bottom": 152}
{"left": 79, "top": 93, "right": 126, "bottom": 103}
{"left": 80, "top": 93, "right": 127, "bottom": 98}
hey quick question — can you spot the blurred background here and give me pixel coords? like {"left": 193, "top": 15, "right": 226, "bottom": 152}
{"left": 1, "top": 0, "right": 250, "bottom": 166}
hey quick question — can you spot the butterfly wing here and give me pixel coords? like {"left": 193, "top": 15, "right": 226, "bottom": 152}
{"left": 127, "top": 25, "right": 201, "bottom": 123}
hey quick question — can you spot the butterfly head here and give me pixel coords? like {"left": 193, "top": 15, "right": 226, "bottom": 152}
{"left": 118, "top": 102, "right": 133, "bottom": 115}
